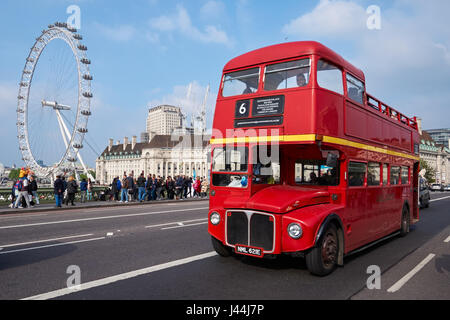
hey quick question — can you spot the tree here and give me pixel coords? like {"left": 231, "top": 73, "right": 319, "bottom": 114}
{"left": 420, "top": 159, "right": 436, "bottom": 184}
{"left": 8, "top": 169, "right": 20, "bottom": 181}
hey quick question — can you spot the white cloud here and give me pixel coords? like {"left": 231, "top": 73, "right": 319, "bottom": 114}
{"left": 94, "top": 23, "right": 137, "bottom": 42}
{"left": 200, "top": 1, "right": 226, "bottom": 22}
{"left": 148, "top": 5, "right": 232, "bottom": 46}
{"left": 281, "top": 0, "right": 450, "bottom": 128}
{"left": 283, "top": 0, "right": 366, "bottom": 37}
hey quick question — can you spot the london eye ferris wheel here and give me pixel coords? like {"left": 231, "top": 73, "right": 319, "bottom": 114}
{"left": 16, "top": 22, "right": 94, "bottom": 180}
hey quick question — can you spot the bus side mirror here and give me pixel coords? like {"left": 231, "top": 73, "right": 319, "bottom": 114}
{"left": 326, "top": 153, "right": 338, "bottom": 168}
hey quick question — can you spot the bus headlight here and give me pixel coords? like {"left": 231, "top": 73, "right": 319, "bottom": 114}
{"left": 210, "top": 212, "right": 221, "bottom": 225}
{"left": 288, "top": 223, "right": 303, "bottom": 239}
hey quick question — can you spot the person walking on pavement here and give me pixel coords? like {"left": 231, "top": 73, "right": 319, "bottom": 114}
{"left": 54, "top": 175, "right": 64, "bottom": 208}
{"left": 137, "top": 173, "right": 146, "bottom": 202}
{"left": 65, "top": 176, "right": 78, "bottom": 206}
{"left": 86, "top": 178, "right": 93, "bottom": 201}
{"left": 14, "top": 169, "right": 32, "bottom": 209}
{"left": 29, "top": 175, "right": 39, "bottom": 205}
{"left": 80, "top": 178, "right": 88, "bottom": 203}
{"left": 120, "top": 174, "right": 129, "bottom": 203}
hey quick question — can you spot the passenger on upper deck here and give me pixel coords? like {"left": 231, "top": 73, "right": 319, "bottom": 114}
{"left": 297, "top": 73, "right": 307, "bottom": 87}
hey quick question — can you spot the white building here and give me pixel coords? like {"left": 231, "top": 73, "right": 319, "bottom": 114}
{"left": 146, "top": 105, "right": 183, "bottom": 138}
{"left": 418, "top": 119, "right": 450, "bottom": 184}
{"left": 96, "top": 134, "right": 211, "bottom": 185}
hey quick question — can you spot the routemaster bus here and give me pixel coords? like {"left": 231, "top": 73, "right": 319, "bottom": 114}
{"left": 207, "top": 41, "right": 420, "bottom": 276}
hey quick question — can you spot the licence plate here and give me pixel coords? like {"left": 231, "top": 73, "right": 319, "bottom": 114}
{"left": 235, "top": 245, "right": 264, "bottom": 258}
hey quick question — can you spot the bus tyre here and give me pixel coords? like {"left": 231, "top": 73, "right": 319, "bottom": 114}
{"left": 211, "top": 236, "right": 232, "bottom": 257}
{"left": 306, "top": 224, "right": 339, "bottom": 276}
{"left": 400, "top": 206, "right": 410, "bottom": 237}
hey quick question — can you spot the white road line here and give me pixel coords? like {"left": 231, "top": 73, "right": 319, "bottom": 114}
{"left": 22, "top": 251, "right": 217, "bottom": 300}
{"left": 444, "top": 236, "right": 450, "bottom": 243}
{"left": 161, "top": 222, "right": 208, "bottom": 230}
{"left": 0, "top": 213, "right": 49, "bottom": 220}
{"left": 0, "top": 234, "right": 94, "bottom": 249}
{"left": 0, "top": 237, "right": 106, "bottom": 255}
{"left": 430, "top": 196, "right": 450, "bottom": 202}
{"left": 144, "top": 218, "right": 207, "bottom": 229}
{"left": 387, "top": 253, "right": 436, "bottom": 293}
{"left": 0, "top": 207, "right": 209, "bottom": 230}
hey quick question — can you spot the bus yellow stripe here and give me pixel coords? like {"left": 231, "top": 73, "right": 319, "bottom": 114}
{"left": 209, "top": 134, "right": 419, "bottom": 161}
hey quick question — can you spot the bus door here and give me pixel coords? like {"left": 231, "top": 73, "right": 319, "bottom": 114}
{"left": 346, "top": 161, "right": 369, "bottom": 249}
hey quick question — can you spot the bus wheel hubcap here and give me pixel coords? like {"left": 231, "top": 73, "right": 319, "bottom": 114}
{"left": 322, "top": 232, "right": 337, "bottom": 268}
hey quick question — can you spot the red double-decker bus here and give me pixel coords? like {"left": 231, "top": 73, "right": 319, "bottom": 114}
{"left": 208, "top": 41, "right": 420, "bottom": 276}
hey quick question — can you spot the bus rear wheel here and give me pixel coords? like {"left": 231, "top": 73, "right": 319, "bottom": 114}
{"left": 211, "top": 236, "right": 232, "bottom": 257}
{"left": 305, "top": 224, "right": 339, "bottom": 276}
{"left": 400, "top": 206, "right": 410, "bottom": 237}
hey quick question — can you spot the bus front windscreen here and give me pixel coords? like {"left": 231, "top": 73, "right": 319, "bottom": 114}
{"left": 212, "top": 146, "right": 248, "bottom": 173}
{"left": 212, "top": 147, "right": 249, "bottom": 188}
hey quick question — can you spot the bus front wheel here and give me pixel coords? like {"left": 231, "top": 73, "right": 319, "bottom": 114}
{"left": 211, "top": 236, "right": 232, "bottom": 257}
{"left": 305, "top": 224, "right": 339, "bottom": 276}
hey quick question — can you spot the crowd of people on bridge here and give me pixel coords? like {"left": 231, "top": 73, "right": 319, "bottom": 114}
{"left": 8, "top": 168, "right": 209, "bottom": 209}
{"left": 110, "top": 172, "right": 210, "bottom": 203}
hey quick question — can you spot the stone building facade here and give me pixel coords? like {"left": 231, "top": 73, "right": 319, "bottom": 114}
{"left": 96, "top": 134, "right": 210, "bottom": 185}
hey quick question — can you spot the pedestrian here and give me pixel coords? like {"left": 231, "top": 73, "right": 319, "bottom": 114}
{"left": 87, "top": 178, "right": 93, "bottom": 201}
{"left": 166, "top": 176, "right": 175, "bottom": 200}
{"left": 156, "top": 176, "right": 163, "bottom": 200}
{"left": 65, "top": 176, "right": 78, "bottom": 206}
{"left": 9, "top": 180, "right": 19, "bottom": 208}
{"left": 62, "top": 176, "right": 68, "bottom": 204}
{"left": 193, "top": 177, "right": 201, "bottom": 198}
{"left": 201, "top": 178, "right": 209, "bottom": 198}
{"left": 29, "top": 175, "right": 40, "bottom": 205}
{"left": 80, "top": 178, "right": 88, "bottom": 203}
{"left": 54, "top": 175, "right": 64, "bottom": 208}
{"left": 120, "top": 174, "right": 129, "bottom": 203}
{"left": 137, "top": 173, "right": 146, "bottom": 202}
{"left": 116, "top": 177, "right": 122, "bottom": 201}
{"left": 14, "top": 170, "right": 32, "bottom": 209}
{"left": 127, "top": 173, "right": 135, "bottom": 202}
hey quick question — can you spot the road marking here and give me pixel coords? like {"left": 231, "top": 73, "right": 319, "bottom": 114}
{"left": 161, "top": 222, "right": 208, "bottom": 230}
{"left": 145, "top": 218, "right": 207, "bottom": 229}
{"left": 430, "top": 196, "right": 450, "bottom": 202}
{"left": 0, "top": 234, "right": 94, "bottom": 249}
{"left": 0, "top": 213, "right": 48, "bottom": 220}
{"left": 387, "top": 253, "right": 436, "bottom": 293}
{"left": 22, "top": 251, "right": 217, "bottom": 300}
{"left": 444, "top": 236, "right": 450, "bottom": 243}
{"left": 0, "top": 207, "right": 209, "bottom": 230}
{"left": 0, "top": 237, "right": 106, "bottom": 255}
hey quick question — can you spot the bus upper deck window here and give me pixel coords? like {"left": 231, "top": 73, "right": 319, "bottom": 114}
{"left": 317, "top": 60, "right": 344, "bottom": 95}
{"left": 222, "top": 68, "right": 260, "bottom": 97}
{"left": 264, "top": 58, "right": 310, "bottom": 91}
{"left": 346, "top": 73, "right": 365, "bottom": 105}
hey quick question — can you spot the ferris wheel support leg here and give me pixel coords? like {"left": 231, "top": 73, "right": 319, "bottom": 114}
{"left": 55, "top": 110, "right": 94, "bottom": 182}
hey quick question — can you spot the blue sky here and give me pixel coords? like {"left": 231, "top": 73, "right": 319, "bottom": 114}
{"left": 1, "top": 0, "right": 449, "bottom": 167}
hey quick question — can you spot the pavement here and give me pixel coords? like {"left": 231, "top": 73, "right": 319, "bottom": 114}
{"left": 0, "top": 196, "right": 210, "bottom": 216}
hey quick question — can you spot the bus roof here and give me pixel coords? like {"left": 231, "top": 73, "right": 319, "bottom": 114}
{"left": 224, "top": 41, "right": 365, "bottom": 81}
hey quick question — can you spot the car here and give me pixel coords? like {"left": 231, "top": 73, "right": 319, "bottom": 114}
{"left": 430, "top": 184, "right": 444, "bottom": 192}
{"left": 444, "top": 185, "right": 450, "bottom": 192}
{"left": 419, "top": 178, "right": 431, "bottom": 209}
